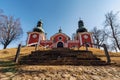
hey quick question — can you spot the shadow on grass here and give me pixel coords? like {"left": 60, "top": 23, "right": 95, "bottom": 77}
{"left": 0, "top": 61, "right": 16, "bottom": 67}
{"left": 0, "top": 54, "right": 28, "bottom": 60}
{"left": 0, "top": 61, "right": 18, "bottom": 73}
{"left": 0, "top": 67, "right": 18, "bottom": 73}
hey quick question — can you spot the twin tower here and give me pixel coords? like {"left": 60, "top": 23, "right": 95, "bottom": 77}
{"left": 27, "top": 20, "right": 93, "bottom": 48}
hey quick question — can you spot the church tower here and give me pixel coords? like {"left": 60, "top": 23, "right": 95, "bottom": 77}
{"left": 27, "top": 20, "right": 46, "bottom": 46}
{"left": 76, "top": 19, "right": 93, "bottom": 47}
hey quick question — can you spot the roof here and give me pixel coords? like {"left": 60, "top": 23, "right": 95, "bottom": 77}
{"left": 50, "top": 32, "right": 70, "bottom": 39}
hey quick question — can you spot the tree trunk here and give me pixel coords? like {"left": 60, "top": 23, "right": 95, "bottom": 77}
{"left": 3, "top": 44, "right": 8, "bottom": 49}
{"left": 113, "top": 35, "right": 120, "bottom": 50}
{"left": 103, "top": 44, "right": 111, "bottom": 64}
{"left": 114, "top": 47, "right": 118, "bottom": 52}
{"left": 110, "top": 21, "right": 120, "bottom": 50}
{"left": 96, "top": 39, "right": 100, "bottom": 49}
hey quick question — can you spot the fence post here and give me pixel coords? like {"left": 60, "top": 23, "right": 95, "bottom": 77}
{"left": 102, "top": 44, "right": 111, "bottom": 64}
{"left": 35, "top": 44, "right": 38, "bottom": 51}
{"left": 85, "top": 43, "right": 88, "bottom": 51}
{"left": 14, "top": 44, "right": 21, "bottom": 63}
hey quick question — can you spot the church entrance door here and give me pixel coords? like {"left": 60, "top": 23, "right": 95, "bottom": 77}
{"left": 57, "top": 42, "right": 64, "bottom": 48}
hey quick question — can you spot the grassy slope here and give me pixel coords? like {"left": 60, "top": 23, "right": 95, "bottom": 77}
{"left": 0, "top": 46, "right": 120, "bottom": 65}
{"left": 0, "top": 47, "right": 35, "bottom": 60}
{"left": 0, "top": 47, "right": 120, "bottom": 80}
{"left": 81, "top": 47, "right": 120, "bottom": 65}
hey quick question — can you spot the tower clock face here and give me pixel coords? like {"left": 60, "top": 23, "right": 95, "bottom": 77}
{"left": 32, "top": 34, "right": 37, "bottom": 38}
{"left": 83, "top": 35, "right": 88, "bottom": 39}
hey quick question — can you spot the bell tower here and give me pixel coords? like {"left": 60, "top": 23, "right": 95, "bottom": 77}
{"left": 27, "top": 20, "right": 46, "bottom": 46}
{"left": 76, "top": 19, "right": 93, "bottom": 47}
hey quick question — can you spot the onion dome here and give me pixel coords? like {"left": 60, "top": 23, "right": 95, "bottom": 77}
{"left": 33, "top": 20, "right": 44, "bottom": 33}
{"left": 76, "top": 20, "right": 87, "bottom": 33}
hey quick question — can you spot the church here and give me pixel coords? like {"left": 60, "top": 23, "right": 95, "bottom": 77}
{"left": 26, "top": 20, "right": 94, "bottom": 48}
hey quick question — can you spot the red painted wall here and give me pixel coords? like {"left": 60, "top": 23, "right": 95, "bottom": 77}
{"left": 27, "top": 33, "right": 40, "bottom": 45}
{"left": 40, "top": 40, "right": 53, "bottom": 47}
{"left": 27, "top": 32, "right": 93, "bottom": 48}
{"left": 81, "top": 34, "right": 92, "bottom": 47}
{"left": 51, "top": 34, "right": 68, "bottom": 43}
{"left": 68, "top": 43, "right": 80, "bottom": 48}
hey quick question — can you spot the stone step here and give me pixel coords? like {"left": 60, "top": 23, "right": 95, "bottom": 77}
{"left": 29, "top": 52, "right": 96, "bottom": 58}
{"left": 19, "top": 60, "right": 106, "bottom": 65}
{"left": 31, "top": 50, "right": 93, "bottom": 55}
{"left": 19, "top": 48, "right": 107, "bottom": 65}
{"left": 20, "top": 57, "right": 101, "bottom": 61}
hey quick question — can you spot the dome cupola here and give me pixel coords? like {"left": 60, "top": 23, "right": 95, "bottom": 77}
{"left": 33, "top": 20, "right": 45, "bottom": 33}
{"left": 76, "top": 20, "right": 87, "bottom": 33}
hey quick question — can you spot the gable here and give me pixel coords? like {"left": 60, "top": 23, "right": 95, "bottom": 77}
{"left": 50, "top": 33, "right": 70, "bottom": 40}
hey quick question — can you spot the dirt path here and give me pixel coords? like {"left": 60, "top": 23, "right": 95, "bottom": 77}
{"left": 0, "top": 65, "right": 120, "bottom": 80}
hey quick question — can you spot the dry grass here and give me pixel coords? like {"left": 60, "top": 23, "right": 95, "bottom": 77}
{"left": 0, "top": 47, "right": 35, "bottom": 60}
{"left": 78, "top": 46, "right": 120, "bottom": 56}
{"left": 0, "top": 46, "right": 51, "bottom": 60}
{"left": 0, "top": 46, "right": 120, "bottom": 65}
{"left": 72, "top": 47, "right": 120, "bottom": 65}
{"left": 0, "top": 46, "right": 120, "bottom": 80}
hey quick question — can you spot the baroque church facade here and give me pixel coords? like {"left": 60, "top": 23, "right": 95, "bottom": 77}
{"left": 27, "top": 20, "right": 93, "bottom": 48}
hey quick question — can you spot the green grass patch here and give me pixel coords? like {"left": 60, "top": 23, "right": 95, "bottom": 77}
{"left": 0, "top": 61, "right": 16, "bottom": 67}
{"left": 0, "top": 61, "right": 18, "bottom": 73}
{"left": 0, "top": 67, "right": 18, "bottom": 73}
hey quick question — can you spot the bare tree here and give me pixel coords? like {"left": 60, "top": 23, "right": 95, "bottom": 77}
{"left": 110, "top": 40, "right": 118, "bottom": 52}
{"left": 0, "top": 12, "right": 23, "bottom": 49}
{"left": 91, "top": 27, "right": 107, "bottom": 48}
{"left": 72, "top": 33, "right": 76, "bottom": 40}
{"left": 104, "top": 11, "right": 120, "bottom": 51}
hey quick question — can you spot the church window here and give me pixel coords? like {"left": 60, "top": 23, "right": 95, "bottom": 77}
{"left": 58, "top": 37, "right": 62, "bottom": 40}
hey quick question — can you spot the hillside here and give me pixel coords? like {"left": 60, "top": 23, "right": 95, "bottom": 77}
{"left": 0, "top": 46, "right": 120, "bottom": 65}
{"left": 0, "top": 47, "right": 120, "bottom": 80}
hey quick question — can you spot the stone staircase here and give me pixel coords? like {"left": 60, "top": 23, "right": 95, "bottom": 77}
{"left": 19, "top": 48, "right": 107, "bottom": 65}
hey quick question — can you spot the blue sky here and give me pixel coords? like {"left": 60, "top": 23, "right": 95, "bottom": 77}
{"left": 0, "top": 0, "right": 120, "bottom": 49}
